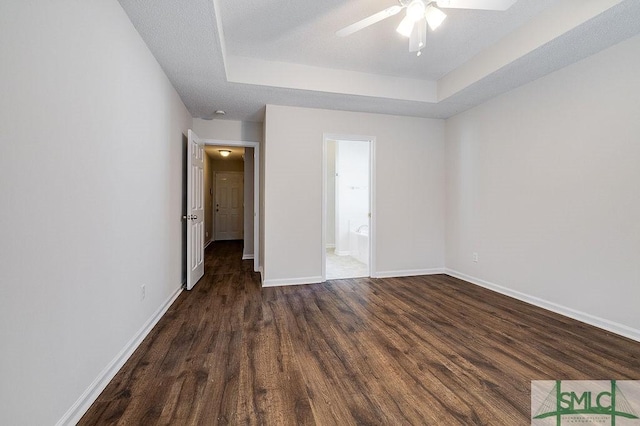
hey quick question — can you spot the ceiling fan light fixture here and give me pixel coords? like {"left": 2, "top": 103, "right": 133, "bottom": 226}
{"left": 406, "top": 0, "right": 427, "bottom": 21}
{"left": 396, "top": 15, "right": 414, "bottom": 38}
{"left": 338, "top": 0, "right": 515, "bottom": 56}
{"left": 425, "top": 5, "right": 447, "bottom": 31}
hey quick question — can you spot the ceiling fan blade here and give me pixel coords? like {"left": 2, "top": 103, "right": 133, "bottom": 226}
{"left": 336, "top": 5, "right": 403, "bottom": 37}
{"left": 409, "top": 19, "right": 427, "bottom": 52}
{"left": 436, "top": 0, "right": 517, "bottom": 11}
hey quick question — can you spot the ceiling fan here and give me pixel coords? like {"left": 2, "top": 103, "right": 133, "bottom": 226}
{"left": 336, "top": 0, "right": 517, "bottom": 56}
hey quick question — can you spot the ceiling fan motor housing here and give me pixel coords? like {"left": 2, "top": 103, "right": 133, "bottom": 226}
{"left": 407, "top": 0, "right": 427, "bottom": 21}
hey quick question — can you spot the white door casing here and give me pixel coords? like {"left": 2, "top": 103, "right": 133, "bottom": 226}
{"left": 214, "top": 172, "right": 244, "bottom": 240}
{"left": 186, "top": 129, "right": 205, "bottom": 290}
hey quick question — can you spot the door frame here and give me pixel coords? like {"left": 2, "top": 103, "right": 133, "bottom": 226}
{"left": 203, "top": 138, "right": 260, "bottom": 273}
{"left": 322, "top": 134, "right": 376, "bottom": 281}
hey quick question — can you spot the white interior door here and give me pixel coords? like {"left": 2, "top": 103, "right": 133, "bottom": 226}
{"left": 186, "top": 129, "right": 205, "bottom": 290}
{"left": 214, "top": 172, "right": 244, "bottom": 240}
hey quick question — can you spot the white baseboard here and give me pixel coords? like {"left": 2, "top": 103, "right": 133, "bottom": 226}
{"left": 56, "top": 286, "right": 184, "bottom": 426}
{"left": 325, "top": 244, "right": 335, "bottom": 249}
{"left": 242, "top": 253, "right": 254, "bottom": 260}
{"left": 445, "top": 269, "right": 640, "bottom": 343}
{"left": 262, "top": 276, "right": 324, "bottom": 288}
{"left": 373, "top": 268, "right": 445, "bottom": 279}
{"left": 204, "top": 239, "right": 213, "bottom": 249}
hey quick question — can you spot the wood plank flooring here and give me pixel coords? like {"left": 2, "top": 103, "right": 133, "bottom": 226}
{"left": 80, "top": 241, "right": 640, "bottom": 425}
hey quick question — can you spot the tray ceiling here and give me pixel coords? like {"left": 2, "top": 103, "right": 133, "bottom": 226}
{"left": 118, "top": 0, "right": 640, "bottom": 121}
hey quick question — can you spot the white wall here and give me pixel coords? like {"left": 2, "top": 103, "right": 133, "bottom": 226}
{"left": 326, "top": 141, "right": 336, "bottom": 248}
{"left": 260, "top": 123, "right": 266, "bottom": 274}
{"left": 204, "top": 152, "right": 213, "bottom": 243}
{"left": 445, "top": 33, "right": 640, "bottom": 338}
{"left": 0, "top": 1, "right": 192, "bottom": 424}
{"left": 244, "top": 148, "right": 255, "bottom": 258}
{"left": 263, "top": 105, "right": 445, "bottom": 285}
{"left": 193, "top": 118, "right": 263, "bottom": 143}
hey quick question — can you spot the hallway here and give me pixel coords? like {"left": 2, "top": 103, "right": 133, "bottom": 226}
{"left": 80, "top": 240, "right": 260, "bottom": 424}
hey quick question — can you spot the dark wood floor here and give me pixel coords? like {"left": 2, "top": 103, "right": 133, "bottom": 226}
{"left": 80, "top": 241, "right": 640, "bottom": 425}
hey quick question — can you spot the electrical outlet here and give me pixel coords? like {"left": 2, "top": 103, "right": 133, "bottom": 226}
{"left": 473, "top": 252, "right": 479, "bottom": 263}
{"left": 141, "top": 284, "right": 146, "bottom": 300}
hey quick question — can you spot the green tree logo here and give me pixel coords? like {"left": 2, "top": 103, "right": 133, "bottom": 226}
{"left": 533, "top": 380, "right": 639, "bottom": 425}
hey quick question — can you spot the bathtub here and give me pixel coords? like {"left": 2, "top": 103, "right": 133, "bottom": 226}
{"left": 351, "top": 225, "right": 369, "bottom": 266}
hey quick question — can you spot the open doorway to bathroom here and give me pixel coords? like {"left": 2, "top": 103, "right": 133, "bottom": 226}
{"left": 323, "top": 138, "right": 373, "bottom": 280}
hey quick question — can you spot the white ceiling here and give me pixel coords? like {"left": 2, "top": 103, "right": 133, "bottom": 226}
{"left": 118, "top": 0, "right": 640, "bottom": 122}
{"left": 220, "top": 0, "right": 553, "bottom": 80}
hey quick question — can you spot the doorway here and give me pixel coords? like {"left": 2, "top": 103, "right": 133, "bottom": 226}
{"left": 323, "top": 137, "right": 374, "bottom": 280}
{"left": 214, "top": 171, "right": 244, "bottom": 241}
{"left": 203, "top": 139, "right": 260, "bottom": 273}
